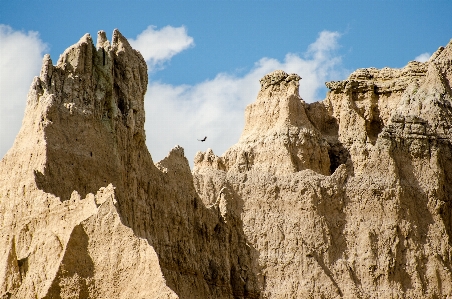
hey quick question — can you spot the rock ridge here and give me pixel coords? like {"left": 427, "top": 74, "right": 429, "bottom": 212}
{"left": 0, "top": 29, "right": 261, "bottom": 299}
{"left": 1, "top": 31, "right": 452, "bottom": 299}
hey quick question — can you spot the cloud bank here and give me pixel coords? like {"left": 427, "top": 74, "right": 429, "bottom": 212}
{"left": 144, "top": 31, "right": 347, "bottom": 167}
{"left": 0, "top": 25, "right": 47, "bottom": 158}
{"left": 129, "top": 25, "right": 194, "bottom": 70}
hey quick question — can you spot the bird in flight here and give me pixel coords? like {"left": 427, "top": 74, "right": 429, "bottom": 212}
{"left": 198, "top": 136, "right": 207, "bottom": 142}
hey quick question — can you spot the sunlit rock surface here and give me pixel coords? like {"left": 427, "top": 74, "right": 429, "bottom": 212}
{"left": 1, "top": 31, "right": 452, "bottom": 298}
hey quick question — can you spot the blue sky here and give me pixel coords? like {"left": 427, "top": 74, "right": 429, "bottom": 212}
{"left": 1, "top": 1, "right": 451, "bottom": 166}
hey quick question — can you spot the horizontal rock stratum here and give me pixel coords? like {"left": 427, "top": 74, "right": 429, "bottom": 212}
{"left": 1, "top": 30, "right": 451, "bottom": 298}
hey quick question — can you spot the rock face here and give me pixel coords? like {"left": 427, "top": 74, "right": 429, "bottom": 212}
{"left": 1, "top": 30, "right": 451, "bottom": 299}
{"left": 195, "top": 41, "right": 452, "bottom": 298}
{"left": 0, "top": 30, "right": 260, "bottom": 299}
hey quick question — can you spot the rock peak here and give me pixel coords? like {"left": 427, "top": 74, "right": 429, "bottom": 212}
{"left": 259, "top": 70, "right": 301, "bottom": 90}
{"left": 96, "top": 30, "right": 109, "bottom": 49}
{"left": 15, "top": 29, "right": 149, "bottom": 201}
{"left": 195, "top": 70, "right": 330, "bottom": 175}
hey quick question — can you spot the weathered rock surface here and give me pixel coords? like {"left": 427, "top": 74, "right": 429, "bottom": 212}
{"left": 194, "top": 41, "right": 452, "bottom": 298}
{"left": 1, "top": 30, "right": 452, "bottom": 298}
{"left": 0, "top": 30, "right": 259, "bottom": 299}
{"left": 220, "top": 70, "right": 331, "bottom": 175}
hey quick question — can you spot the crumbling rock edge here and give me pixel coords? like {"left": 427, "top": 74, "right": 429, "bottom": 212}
{"left": 1, "top": 31, "right": 452, "bottom": 298}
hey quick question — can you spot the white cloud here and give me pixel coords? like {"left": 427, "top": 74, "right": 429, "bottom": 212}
{"left": 144, "top": 30, "right": 347, "bottom": 167}
{"left": 414, "top": 52, "right": 431, "bottom": 63}
{"left": 129, "top": 25, "right": 194, "bottom": 70}
{"left": 0, "top": 25, "right": 48, "bottom": 159}
{"left": 0, "top": 26, "right": 345, "bottom": 169}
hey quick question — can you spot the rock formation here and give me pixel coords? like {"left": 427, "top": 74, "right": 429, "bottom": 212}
{"left": 0, "top": 30, "right": 259, "bottom": 299}
{"left": 1, "top": 30, "right": 451, "bottom": 298}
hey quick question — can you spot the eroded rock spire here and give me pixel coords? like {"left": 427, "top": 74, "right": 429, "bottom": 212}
{"left": 195, "top": 70, "right": 330, "bottom": 175}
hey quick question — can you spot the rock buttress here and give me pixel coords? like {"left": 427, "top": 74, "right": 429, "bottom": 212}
{"left": 0, "top": 30, "right": 261, "bottom": 298}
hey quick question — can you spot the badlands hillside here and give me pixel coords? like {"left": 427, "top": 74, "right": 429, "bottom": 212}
{"left": 0, "top": 30, "right": 451, "bottom": 298}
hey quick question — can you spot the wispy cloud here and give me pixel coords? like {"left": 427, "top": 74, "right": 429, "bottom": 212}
{"left": 414, "top": 52, "right": 431, "bottom": 63}
{"left": 0, "top": 25, "right": 47, "bottom": 158}
{"left": 144, "top": 30, "right": 347, "bottom": 167}
{"left": 129, "top": 25, "right": 194, "bottom": 71}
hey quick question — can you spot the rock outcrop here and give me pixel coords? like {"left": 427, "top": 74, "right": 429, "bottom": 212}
{"left": 223, "top": 70, "right": 330, "bottom": 175}
{"left": 1, "top": 30, "right": 452, "bottom": 298}
{"left": 0, "top": 30, "right": 260, "bottom": 299}
{"left": 194, "top": 41, "right": 452, "bottom": 298}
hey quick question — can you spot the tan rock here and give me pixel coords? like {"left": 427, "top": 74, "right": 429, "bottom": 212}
{"left": 0, "top": 30, "right": 260, "bottom": 299}
{"left": 218, "top": 70, "right": 330, "bottom": 175}
{"left": 1, "top": 30, "right": 452, "bottom": 299}
{"left": 194, "top": 40, "right": 452, "bottom": 298}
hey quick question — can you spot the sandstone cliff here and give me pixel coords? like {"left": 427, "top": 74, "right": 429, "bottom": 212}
{"left": 1, "top": 30, "right": 452, "bottom": 298}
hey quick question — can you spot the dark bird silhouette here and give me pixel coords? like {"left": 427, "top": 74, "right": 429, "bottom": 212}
{"left": 198, "top": 136, "right": 207, "bottom": 142}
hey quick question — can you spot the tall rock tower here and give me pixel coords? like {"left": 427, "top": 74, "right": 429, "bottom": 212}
{"left": 0, "top": 30, "right": 260, "bottom": 299}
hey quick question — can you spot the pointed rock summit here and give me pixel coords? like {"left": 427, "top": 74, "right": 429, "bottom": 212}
{"left": 0, "top": 30, "right": 260, "bottom": 299}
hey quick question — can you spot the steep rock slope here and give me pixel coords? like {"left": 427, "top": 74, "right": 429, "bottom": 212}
{"left": 219, "top": 71, "right": 330, "bottom": 175}
{"left": 0, "top": 30, "right": 260, "bottom": 299}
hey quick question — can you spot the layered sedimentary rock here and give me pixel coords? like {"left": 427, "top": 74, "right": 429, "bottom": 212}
{"left": 218, "top": 70, "right": 330, "bottom": 175}
{"left": 1, "top": 30, "right": 452, "bottom": 298}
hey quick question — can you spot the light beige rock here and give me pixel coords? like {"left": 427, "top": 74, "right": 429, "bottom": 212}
{"left": 220, "top": 70, "right": 331, "bottom": 176}
{"left": 194, "top": 40, "right": 452, "bottom": 298}
{"left": 0, "top": 30, "right": 260, "bottom": 299}
{"left": 1, "top": 30, "right": 452, "bottom": 299}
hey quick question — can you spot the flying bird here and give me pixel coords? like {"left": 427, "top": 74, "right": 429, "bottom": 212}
{"left": 198, "top": 136, "right": 207, "bottom": 142}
